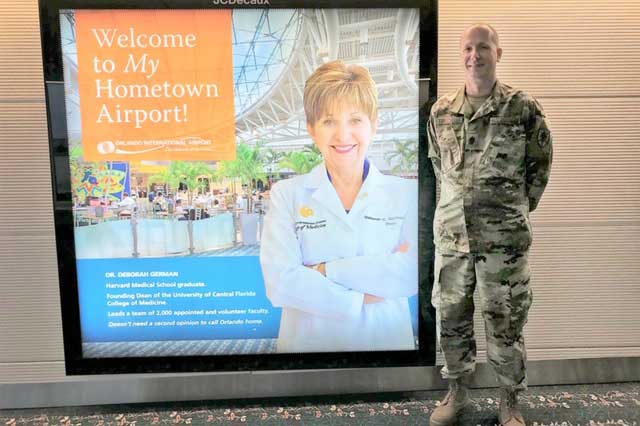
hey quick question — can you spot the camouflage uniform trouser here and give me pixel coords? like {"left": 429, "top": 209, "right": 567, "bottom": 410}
{"left": 432, "top": 248, "right": 533, "bottom": 392}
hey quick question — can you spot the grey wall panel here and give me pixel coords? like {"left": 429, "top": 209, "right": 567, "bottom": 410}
{"left": 529, "top": 97, "right": 640, "bottom": 225}
{"left": 438, "top": 0, "right": 640, "bottom": 99}
{"left": 0, "top": 362, "right": 67, "bottom": 384}
{"left": 0, "top": 102, "right": 54, "bottom": 234}
{"left": 0, "top": 0, "right": 45, "bottom": 101}
{"left": 0, "top": 234, "right": 64, "bottom": 363}
{"left": 525, "top": 226, "right": 640, "bottom": 351}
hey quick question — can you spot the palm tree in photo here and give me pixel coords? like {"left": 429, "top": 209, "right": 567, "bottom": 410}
{"left": 303, "top": 144, "right": 322, "bottom": 156}
{"left": 169, "top": 161, "right": 214, "bottom": 205}
{"left": 219, "top": 143, "right": 267, "bottom": 213}
{"left": 263, "top": 147, "right": 284, "bottom": 173}
{"left": 149, "top": 165, "right": 181, "bottom": 196}
{"left": 384, "top": 139, "right": 418, "bottom": 176}
{"left": 278, "top": 147, "right": 322, "bottom": 175}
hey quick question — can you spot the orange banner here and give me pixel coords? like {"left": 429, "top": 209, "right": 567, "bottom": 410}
{"left": 76, "top": 10, "right": 236, "bottom": 161}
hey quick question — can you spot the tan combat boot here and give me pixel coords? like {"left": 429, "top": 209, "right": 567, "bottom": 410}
{"left": 499, "top": 388, "right": 526, "bottom": 426}
{"left": 429, "top": 378, "right": 470, "bottom": 426}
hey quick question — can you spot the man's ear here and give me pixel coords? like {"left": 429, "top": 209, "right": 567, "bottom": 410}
{"left": 497, "top": 47, "right": 503, "bottom": 62}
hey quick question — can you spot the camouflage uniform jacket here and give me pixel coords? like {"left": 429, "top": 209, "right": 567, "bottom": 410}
{"left": 428, "top": 81, "right": 553, "bottom": 253}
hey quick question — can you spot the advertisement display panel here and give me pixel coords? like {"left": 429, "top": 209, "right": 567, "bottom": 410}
{"left": 42, "top": 0, "right": 436, "bottom": 373}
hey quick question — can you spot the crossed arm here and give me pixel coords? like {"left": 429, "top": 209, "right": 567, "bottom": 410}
{"left": 260, "top": 183, "right": 418, "bottom": 319}
{"left": 310, "top": 189, "right": 418, "bottom": 300}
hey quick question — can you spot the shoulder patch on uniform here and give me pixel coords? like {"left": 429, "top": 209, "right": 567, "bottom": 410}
{"left": 537, "top": 128, "right": 551, "bottom": 149}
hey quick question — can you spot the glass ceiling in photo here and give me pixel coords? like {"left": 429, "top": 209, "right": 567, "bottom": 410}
{"left": 232, "top": 10, "right": 302, "bottom": 116}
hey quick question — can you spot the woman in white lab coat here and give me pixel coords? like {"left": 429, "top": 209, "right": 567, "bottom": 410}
{"left": 260, "top": 61, "right": 418, "bottom": 353}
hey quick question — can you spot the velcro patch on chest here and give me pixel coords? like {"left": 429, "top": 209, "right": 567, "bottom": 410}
{"left": 490, "top": 117, "right": 521, "bottom": 125}
{"left": 436, "top": 116, "right": 464, "bottom": 125}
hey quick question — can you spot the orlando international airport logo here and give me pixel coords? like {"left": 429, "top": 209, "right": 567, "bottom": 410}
{"left": 96, "top": 137, "right": 214, "bottom": 156}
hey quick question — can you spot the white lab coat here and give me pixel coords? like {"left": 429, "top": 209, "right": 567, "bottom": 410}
{"left": 260, "top": 162, "right": 418, "bottom": 353}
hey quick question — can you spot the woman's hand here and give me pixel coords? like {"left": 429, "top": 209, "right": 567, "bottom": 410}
{"left": 364, "top": 294, "right": 385, "bottom": 304}
{"left": 362, "top": 242, "right": 408, "bottom": 304}
{"left": 395, "top": 241, "right": 410, "bottom": 253}
{"left": 305, "top": 262, "right": 326, "bottom": 276}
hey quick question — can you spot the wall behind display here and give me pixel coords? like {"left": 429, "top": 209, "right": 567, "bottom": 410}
{"left": 0, "top": 0, "right": 639, "bottom": 393}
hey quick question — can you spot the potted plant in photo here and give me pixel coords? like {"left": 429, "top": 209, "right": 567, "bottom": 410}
{"left": 384, "top": 139, "right": 418, "bottom": 178}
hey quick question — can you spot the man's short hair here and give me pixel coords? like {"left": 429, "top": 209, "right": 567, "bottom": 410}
{"left": 462, "top": 23, "right": 500, "bottom": 47}
{"left": 303, "top": 60, "right": 378, "bottom": 126}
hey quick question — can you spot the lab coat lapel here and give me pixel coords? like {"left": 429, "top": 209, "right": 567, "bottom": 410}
{"left": 346, "top": 163, "right": 386, "bottom": 220}
{"left": 303, "top": 164, "right": 353, "bottom": 229}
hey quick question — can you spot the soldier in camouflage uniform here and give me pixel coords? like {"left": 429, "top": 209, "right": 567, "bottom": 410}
{"left": 427, "top": 24, "right": 552, "bottom": 426}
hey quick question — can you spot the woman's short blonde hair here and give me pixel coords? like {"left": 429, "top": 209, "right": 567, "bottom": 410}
{"left": 303, "top": 60, "right": 378, "bottom": 126}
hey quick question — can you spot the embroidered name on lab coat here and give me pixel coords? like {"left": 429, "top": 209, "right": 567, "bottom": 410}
{"left": 364, "top": 215, "right": 404, "bottom": 226}
{"left": 295, "top": 220, "right": 327, "bottom": 231}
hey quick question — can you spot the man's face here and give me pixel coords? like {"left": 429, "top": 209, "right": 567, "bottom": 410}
{"left": 461, "top": 26, "right": 502, "bottom": 83}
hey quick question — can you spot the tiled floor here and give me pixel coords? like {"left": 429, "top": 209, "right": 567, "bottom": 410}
{"left": 1, "top": 382, "right": 638, "bottom": 425}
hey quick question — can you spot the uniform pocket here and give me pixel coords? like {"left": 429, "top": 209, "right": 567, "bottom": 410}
{"left": 439, "top": 127, "right": 462, "bottom": 173}
{"left": 431, "top": 253, "right": 442, "bottom": 309}
{"left": 484, "top": 123, "right": 526, "bottom": 178}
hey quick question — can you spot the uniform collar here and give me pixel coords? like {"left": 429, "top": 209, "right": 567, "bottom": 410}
{"left": 449, "top": 80, "right": 509, "bottom": 120}
{"left": 449, "top": 86, "right": 466, "bottom": 115}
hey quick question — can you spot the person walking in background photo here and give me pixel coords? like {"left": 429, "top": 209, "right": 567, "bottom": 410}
{"left": 427, "top": 23, "right": 553, "bottom": 426}
{"left": 260, "top": 60, "right": 418, "bottom": 354}
{"left": 117, "top": 192, "right": 137, "bottom": 218}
